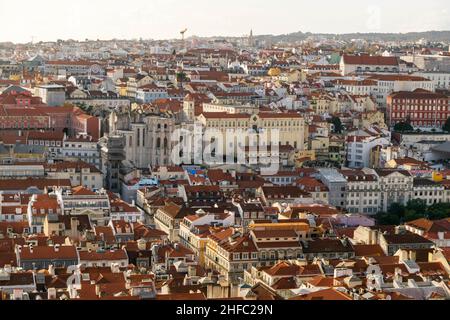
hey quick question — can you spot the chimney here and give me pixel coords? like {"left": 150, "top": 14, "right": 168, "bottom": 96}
{"left": 13, "top": 289, "right": 23, "bottom": 300}
{"left": 111, "top": 263, "right": 120, "bottom": 274}
{"left": 394, "top": 267, "right": 403, "bottom": 282}
{"left": 47, "top": 288, "right": 57, "bottom": 300}
{"left": 95, "top": 285, "right": 101, "bottom": 298}
{"left": 71, "top": 217, "right": 79, "bottom": 233}
{"left": 48, "top": 265, "right": 55, "bottom": 276}
{"left": 188, "top": 265, "right": 196, "bottom": 277}
{"left": 137, "top": 239, "right": 147, "bottom": 251}
{"left": 409, "top": 250, "right": 417, "bottom": 262}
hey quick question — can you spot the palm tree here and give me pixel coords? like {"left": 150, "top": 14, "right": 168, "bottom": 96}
{"left": 176, "top": 71, "right": 188, "bottom": 90}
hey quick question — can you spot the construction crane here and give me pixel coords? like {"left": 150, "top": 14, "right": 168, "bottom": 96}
{"left": 180, "top": 28, "right": 188, "bottom": 41}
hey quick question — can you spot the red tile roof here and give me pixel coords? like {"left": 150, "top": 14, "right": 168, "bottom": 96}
{"left": 79, "top": 249, "right": 128, "bottom": 261}
{"left": 18, "top": 245, "right": 78, "bottom": 260}
{"left": 343, "top": 55, "right": 399, "bottom": 66}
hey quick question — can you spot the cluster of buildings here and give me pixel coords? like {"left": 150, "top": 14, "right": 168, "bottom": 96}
{"left": 0, "top": 35, "right": 449, "bottom": 300}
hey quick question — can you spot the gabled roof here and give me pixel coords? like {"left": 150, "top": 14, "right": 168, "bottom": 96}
{"left": 248, "top": 282, "right": 284, "bottom": 300}
{"left": 159, "top": 202, "right": 193, "bottom": 220}
{"left": 353, "top": 244, "right": 386, "bottom": 257}
{"left": 290, "top": 288, "right": 353, "bottom": 300}
{"left": 18, "top": 245, "right": 78, "bottom": 260}
{"left": 382, "top": 233, "right": 434, "bottom": 245}
{"left": 342, "top": 55, "right": 399, "bottom": 66}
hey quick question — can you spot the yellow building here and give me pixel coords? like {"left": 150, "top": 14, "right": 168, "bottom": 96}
{"left": 197, "top": 112, "right": 306, "bottom": 152}
{"left": 353, "top": 111, "right": 387, "bottom": 130}
{"left": 310, "top": 97, "right": 331, "bottom": 114}
{"left": 248, "top": 221, "right": 310, "bottom": 239}
{"left": 433, "top": 172, "right": 444, "bottom": 182}
{"left": 118, "top": 85, "right": 128, "bottom": 97}
{"left": 329, "top": 135, "right": 346, "bottom": 164}
{"left": 0, "top": 144, "right": 48, "bottom": 162}
{"left": 179, "top": 221, "right": 227, "bottom": 267}
{"left": 204, "top": 229, "right": 260, "bottom": 284}
{"left": 268, "top": 68, "right": 281, "bottom": 77}
{"left": 9, "top": 74, "right": 22, "bottom": 81}
{"left": 310, "top": 136, "right": 330, "bottom": 159}
{"left": 294, "top": 150, "right": 316, "bottom": 167}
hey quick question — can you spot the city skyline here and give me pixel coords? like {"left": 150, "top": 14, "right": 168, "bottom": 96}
{"left": 0, "top": 0, "right": 449, "bottom": 43}
{"left": 1, "top": 0, "right": 450, "bottom": 304}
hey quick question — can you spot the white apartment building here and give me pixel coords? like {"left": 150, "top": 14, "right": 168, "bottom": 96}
{"left": 335, "top": 75, "right": 434, "bottom": 107}
{"left": 45, "top": 162, "right": 103, "bottom": 190}
{"left": 34, "top": 84, "right": 66, "bottom": 107}
{"left": 367, "top": 74, "right": 435, "bottom": 106}
{"left": 375, "top": 169, "right": 414, "bottom": 212}
{"left": 340, "top": 169, "right": 381, "bottom": 215}
{"left": 56, "top": 188, "right": 111, "bottom": 226}
{"left": 136, "top": 85, "right": 168, "bottom": 104}
{"left": 415, "top": 71, "right": 450, "bottom": 89}
{"left": 62, "top": 136, "right": 101, "bottom": 169}
{"left": 340, "top": 55, "right": 403, "bottom": 76}
{"left": 412, "top": 178, "right": 445, "bottom": 206}
{"left": 346, "top": 129, "right": 391, "bottom": 169}
{"left": 110, "top": 198, "right": 143, "bottom": 223}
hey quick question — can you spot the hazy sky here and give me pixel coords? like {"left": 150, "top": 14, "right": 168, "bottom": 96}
{"left": 0, "top": 0, "right": 449, "bottom": 43}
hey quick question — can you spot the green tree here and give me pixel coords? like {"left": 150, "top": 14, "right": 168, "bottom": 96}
{"left": 427, "top": 202, "right": 450, "bottom": 220}
{"left": 377, "top": 200, "right": 450, "bottom": 225}
{"left": 176, "top": 71, "right": 188, "bottom": 89}
{"left": 406, "top": 199, "right": 427, "bottom": 213}
{"left": 443, "top": 117, "right": 450, "bottom": 132}
{"left": 376, "top": 211, "right": 401, "bottom": 225}
{"left": 330, "top": 116, "right": 344, "bottom": 134}
{"left": 388, "top": 202, "right": 406, "bottom": 216}
{"left": 394, "top": 122, "right": 413, "bottom": 133}
{"left": 375, "top": 202, "right": 407, "bottom": 225}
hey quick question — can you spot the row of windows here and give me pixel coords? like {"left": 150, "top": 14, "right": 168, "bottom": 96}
{"left": 30, "top": 141, "right": 62, "bottom": 147}
{"left": 206, "top": 121, "right": 302, "bottom": 127}
{"left": 393, "top": 99, "right": 444, "bottom": 104}
{"left": 392, "top": 112, "right": 448, "bottom": 119}
{"left": 347, "top": 199, "right": 378, "bottom": 206}
{"left": 393, "top": 105, "right": 448, "bottom": 111}
{"left": 233, "top": 252, "right": 257, "bottom": 260}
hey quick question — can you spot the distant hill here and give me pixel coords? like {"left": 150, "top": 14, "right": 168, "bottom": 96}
{"left": 205, "top": 31, "right": 450, "bottom": 43}
{"left": 255, "top": 31, "right": 450, "bottom": 43}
